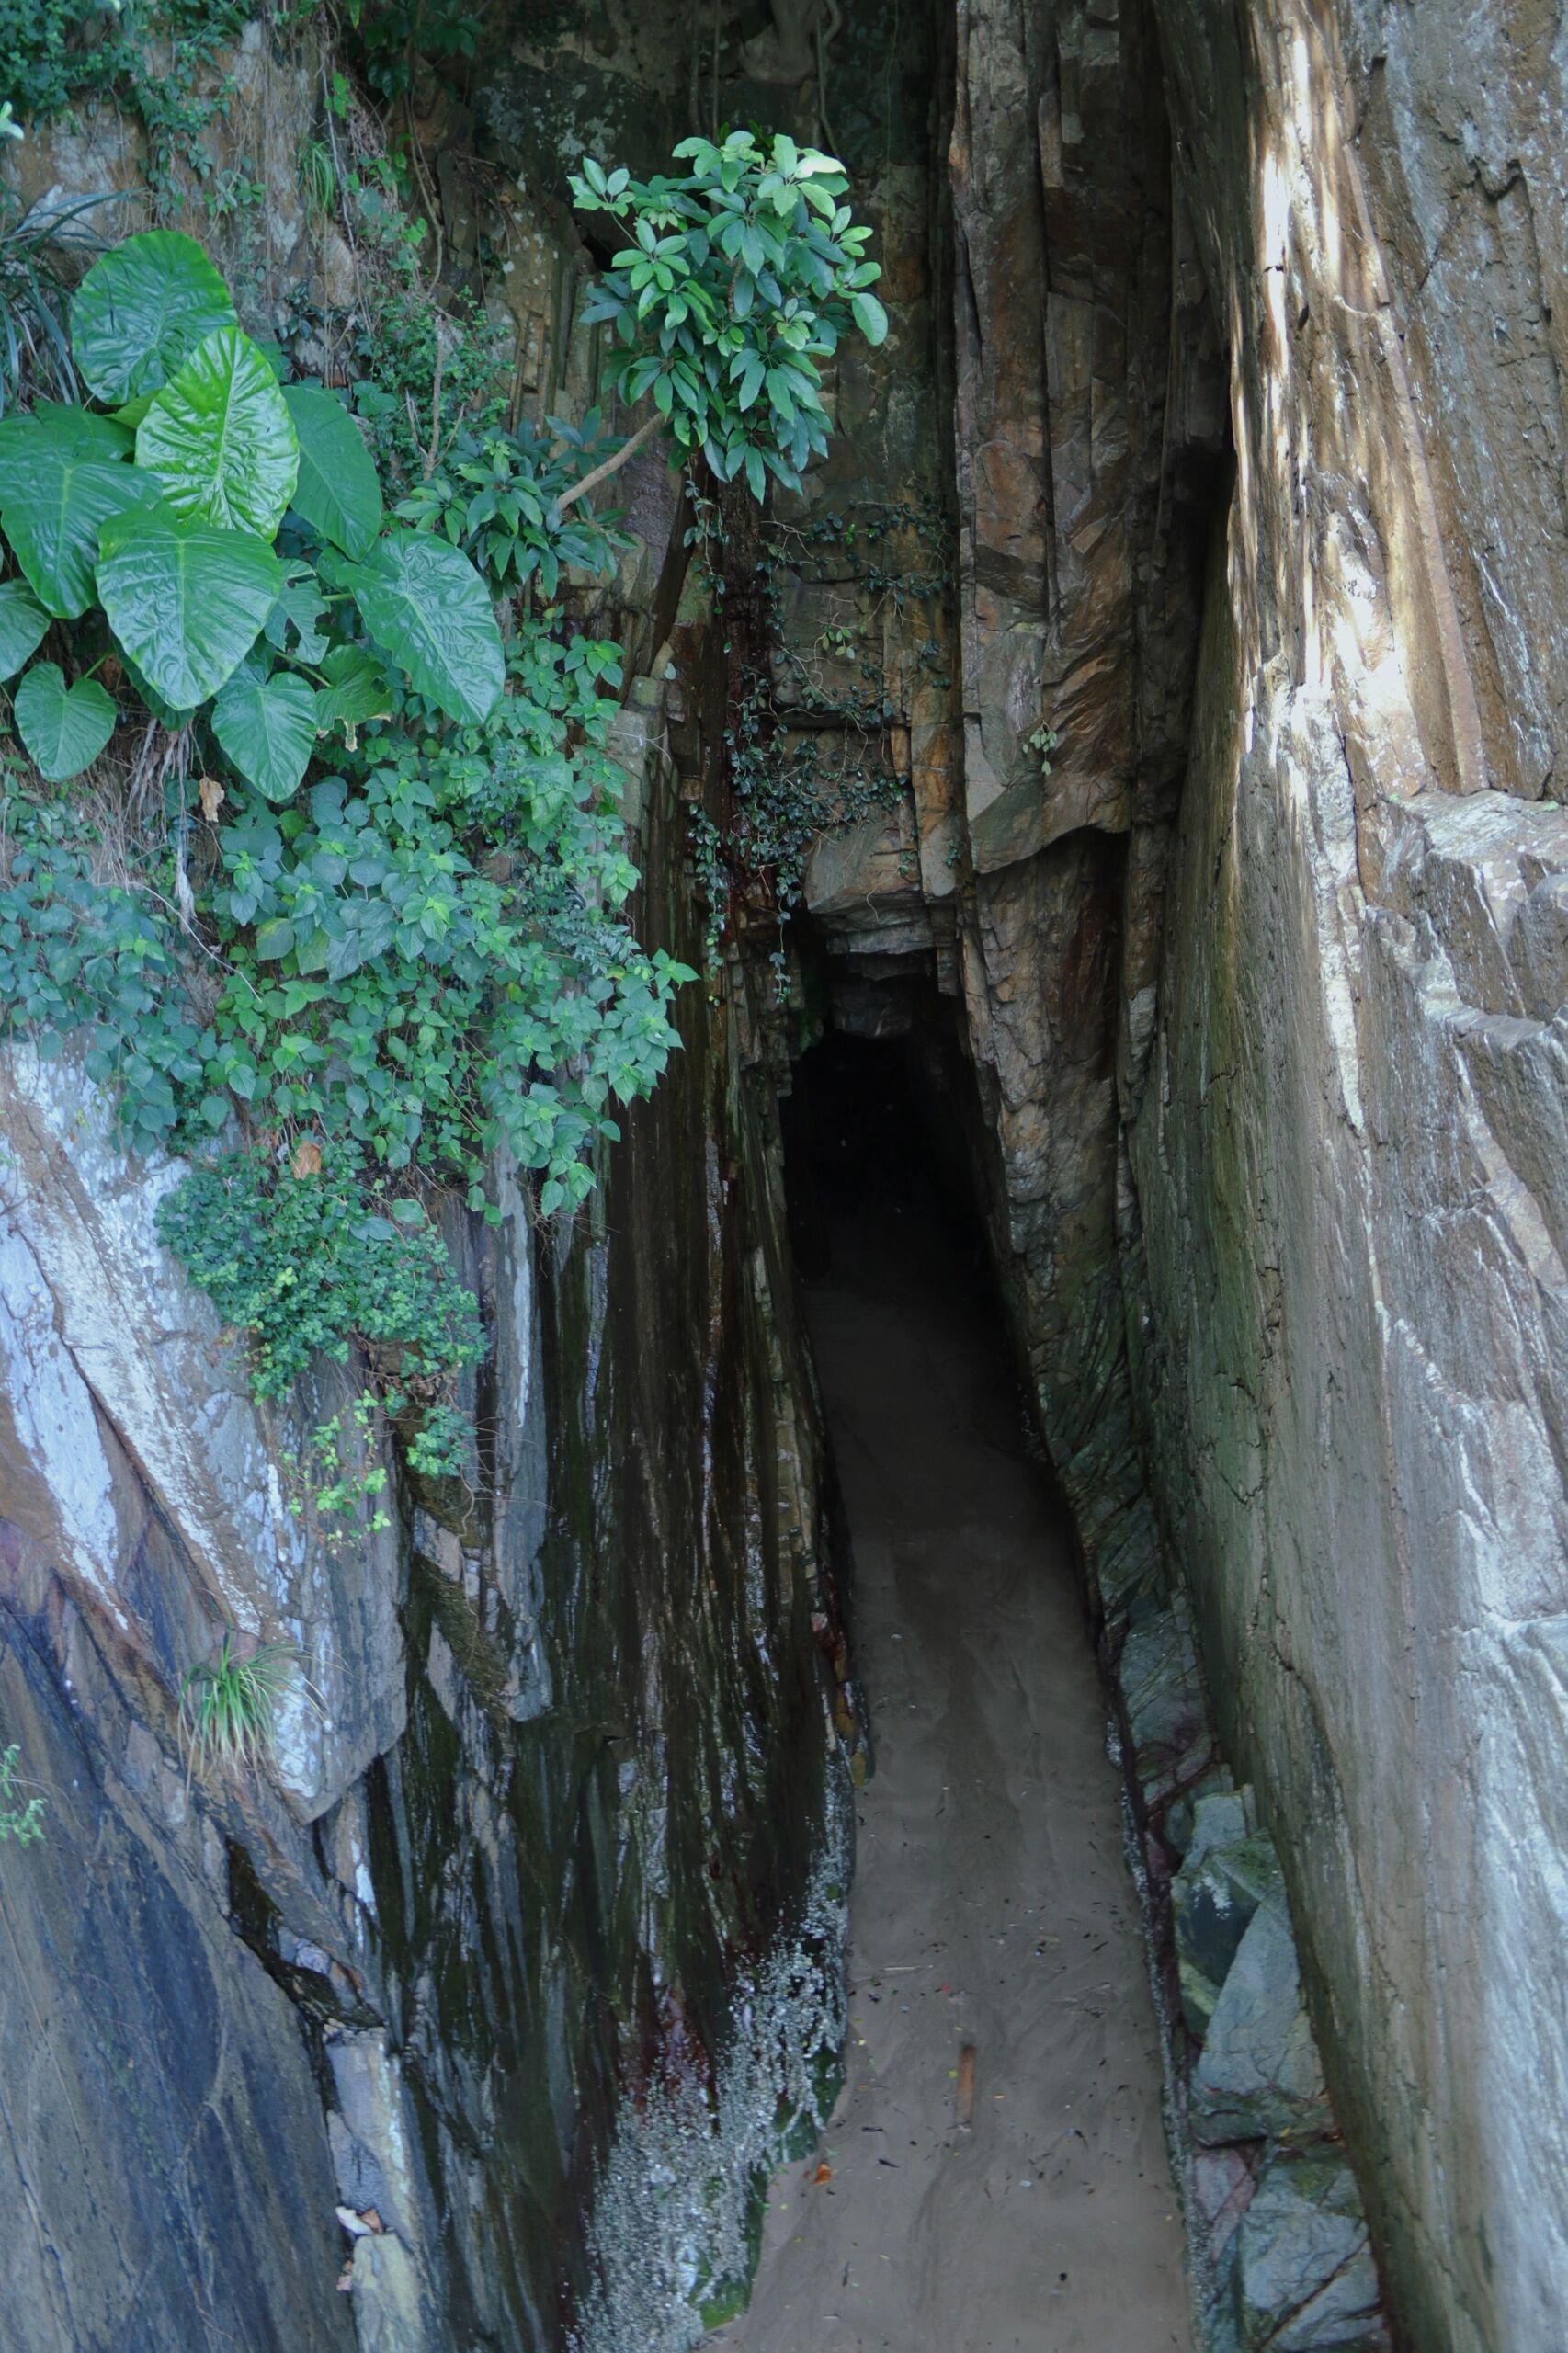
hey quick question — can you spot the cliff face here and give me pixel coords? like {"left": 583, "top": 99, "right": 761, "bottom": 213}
{"left": 0, "top": 672, "right": 850, "bottom": 2353}
{"left": 0, "top": 52, "right": 853, "bottom": 2325}
{"left": 1131, "top": 8, "right": 1568, "bottom": 2343}
{"left": 4, "top": 4, "right": 1568, "bottom": 2350}
{"left": 804, "top": 1, "right": 1568, "bottom": 2342}
{"left": 938, "top": 4, "right": 1568, "bottom": 2345}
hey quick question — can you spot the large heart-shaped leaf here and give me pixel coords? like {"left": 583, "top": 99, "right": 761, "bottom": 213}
{"left": 281, "top": 385, "right": 381, "bottom": 559}
{"left": 0, "top": 453, "right": 159, "bottom": 618}
{"left": 211, "top": 662, "right": 317, "bottom": 803}
{"left": 136, "top": 327, "right": 300, "bottom": 538}
{"left": 12, "top": 662, "right": 117, "bottom": 781}
{"left": 0, "top": 402, "right": 134, "bottom": 464}
{"left": 97, "top": 506, "right": 283, "bottom": 710}
{"left": 0, "top": 580, "right": 51, "bottom": 680}
{"left": 71, "top": 231, "right": 237, "bottom": 407}
{"left": 340, "top": 532, "right": 503, "bottom": 723}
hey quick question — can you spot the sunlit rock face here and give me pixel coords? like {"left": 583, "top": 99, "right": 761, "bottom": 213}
{"left": 1130, "top": 9, "right": 1568, "bottom": 2346}
{"left": 789, "top": 0, "right": 1566, "bottom": 2341}
{"left": 930, "top": 4, "right": 1568, "bottom": 2346}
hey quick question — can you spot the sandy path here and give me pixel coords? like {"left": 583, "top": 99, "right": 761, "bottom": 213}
{"left": 716, "top": 1204, "right": 1193, "bottom": 2352}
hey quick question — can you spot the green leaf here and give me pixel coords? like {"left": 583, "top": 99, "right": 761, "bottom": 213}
{"left": 211, "top": 663, "right": 317, "bottom": 803}
{"left": 340, "top": 532, "right": 503, "bottom": 724}
{"left": 0, "top": 402, "right": 133, "bottom": 464}
{"left": 0, "top": 580, "right": 51, "bottom": 680}
{"left": 312, "top": 643, "right": 392, "bottom": 739}
{"left": 136, "top": 327, "right": 300, "bottom": 538}
{"left": 12, "top": 663, "right": 117, "bottom": 781}
{"left": 0, "top": 453, "right": 159, "bottom": 619}
{"left": 255, "top": 918, "right": 295, "bottom": 961}
{"left": 280, "top": 385, "right": 382, "bottom": 559}
{"left": 264, "top": 562, "right": 329, "bottom": 663}
{"left": 71, "top": 231, "right": 238, "bottom": 407}
{"left": 97, "top": 506, "right": 283, "bottom": 710}
{"left": 850, "top": 290, "right": 889, "bottom": 347}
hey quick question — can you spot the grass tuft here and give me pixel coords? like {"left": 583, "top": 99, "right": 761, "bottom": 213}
{"left": 179, "top": 1636, "right": 301, "bottom": 1783}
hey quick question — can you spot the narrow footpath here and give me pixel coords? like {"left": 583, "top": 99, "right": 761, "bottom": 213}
{"left": 718, "top": 1200, "right": 1193, "bottom": 2351}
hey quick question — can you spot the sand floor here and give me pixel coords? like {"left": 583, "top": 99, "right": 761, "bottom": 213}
{"left": 714, "top": 1201, "right": 1194, "bottom": 2352}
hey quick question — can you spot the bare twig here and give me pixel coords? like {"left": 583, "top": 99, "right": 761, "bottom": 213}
{"left": 554, "top": 411, "right": 662, "bottom": 514}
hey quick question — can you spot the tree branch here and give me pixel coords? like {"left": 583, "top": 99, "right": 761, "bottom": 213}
{"left": 554, "top": 412, "right": 664, "bottom": 514}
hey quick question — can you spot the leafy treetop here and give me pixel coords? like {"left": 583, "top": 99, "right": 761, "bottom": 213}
{"left": 569, "top": 130, "right": 887, "bottom": 506}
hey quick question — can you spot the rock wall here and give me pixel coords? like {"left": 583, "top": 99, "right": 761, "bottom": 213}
{"left": 797, "top": 0, "right": 1568, "bottom": 2343}
{"left": 1131, "top": 6, "right": 1568, "bottom": 2347}
{"left": 0, "top": 21, "right": 856, "bottom": 2347}
{"left": 0, "top": 658, "right": 850, "bottom": 2353}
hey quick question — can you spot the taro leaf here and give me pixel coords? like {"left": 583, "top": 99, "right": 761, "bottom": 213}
{"left": 0, "top": 452, "right": 160, "bottom": 618}
{"left": 211, "top": 661, "right": 317, "bottom": 804}
{"left": 281, "top": 385, "right": 381, "bottom": 559}
{"left": 71, "top": 231, "right": 237, "bottom": 407}
{"left": 0, "top": 402, "right": 133, "bottom": 464}
{"left": 0, "top": 580, "right": 51, "bottom": 680}
{"left": 97, "top": 505, "right": 283, "bottom": 710}
{"left": 340, "top": 531, "right": 503, "bottom": 723}
{"left": 312, "top": 643, "right": 392, "bottom": 742}
{"left": 12, "top": 662, "right": 117, "bottom": 781}
{"left": 136, "top": 327, "right": 300, "bottom": 538}
{"left": 265, "top": 561, "right": 330, "bottom": 663}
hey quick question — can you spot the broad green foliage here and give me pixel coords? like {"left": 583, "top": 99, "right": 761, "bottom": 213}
{"left": 0, "top": 578, "right": 49, "bottom": 677}
{"left": 211, "top": 662, "right": 317, "bottom": 804}
{"left": 337, "top": 531, "right": 506, "bottom": 724}
{"left": 0, "top": 448, "right": 158, "bottom": 619}
{"left": 72, "top": 230, "right": 237, "bottom": 407}
{"left": 0, "top": 231, "right": 501, "bottom": 747}
{"left": 13, "top": 663, "right": 115, "bottom": 779}
{"left": 0, "top": 134, "right": 883, "bottom": 1473}
{"left": 134, "top": 324, "right": 300, "bottom": 535}
{"left": 396, "top": 411, "right": 631, "bottom": 600}
{"left": 281, "top": 383, "right": 383, "bottom": 559}
{"left": 571, "top": 130, "right": 887, "bottom": 500}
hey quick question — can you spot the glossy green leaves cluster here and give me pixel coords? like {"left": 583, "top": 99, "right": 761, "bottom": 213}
{"left": 571, "top": 129, "right": 887, "bottom": 500}
{"left": 0, "top": 229, "right": 501, "bottom": 785}
{"left": 0, "top": 137, "right": 884, "bottom": 1427}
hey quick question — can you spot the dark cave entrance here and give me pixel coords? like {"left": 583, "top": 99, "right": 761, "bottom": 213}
{"left": 779, "top": 990, "right": 993, "bottom": 1296}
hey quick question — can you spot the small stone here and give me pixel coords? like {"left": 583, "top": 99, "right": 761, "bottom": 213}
{"left": 320, "top": 231, "right": 357, "bottom": 312}
{"left": 1173, "top": 1824, "right": 1283, "bottom": 2037}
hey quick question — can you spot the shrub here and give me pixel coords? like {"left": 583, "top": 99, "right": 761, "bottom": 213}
{"left": 0, "top": 132, "right": 886, "bottom": 1457}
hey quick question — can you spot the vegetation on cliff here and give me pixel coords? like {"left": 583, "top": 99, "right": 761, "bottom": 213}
{"left": 0, "top": 103, "right": 885, "bottom": 1478}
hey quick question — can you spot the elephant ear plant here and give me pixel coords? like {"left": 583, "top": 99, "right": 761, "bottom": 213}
{"left": 0, "top": 228, "right": 501, "bottom": 791}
